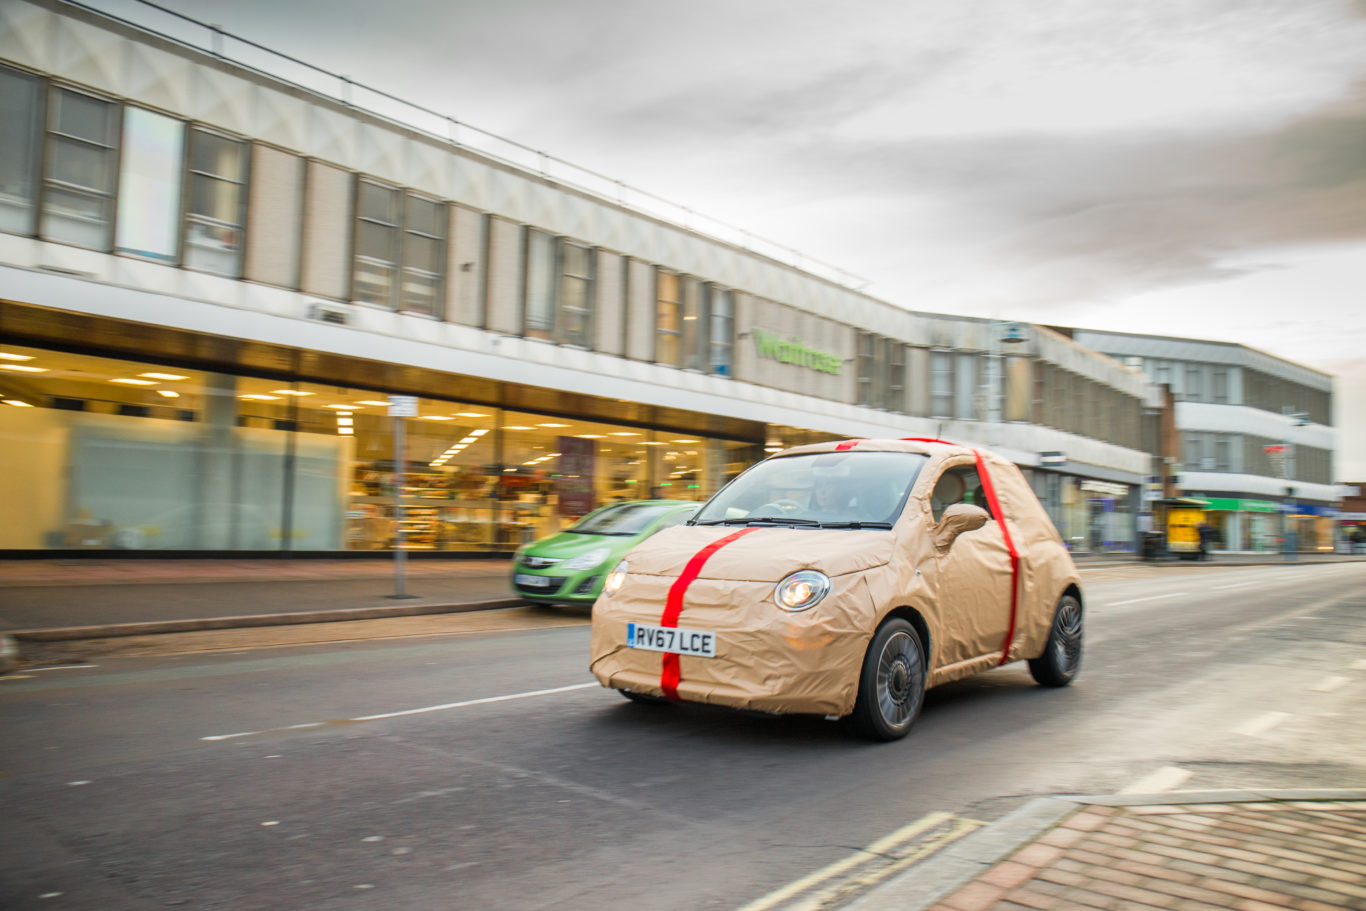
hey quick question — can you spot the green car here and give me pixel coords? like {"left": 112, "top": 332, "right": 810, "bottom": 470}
{"left": 512, "top": 500, "right": 700, "bottom": 605}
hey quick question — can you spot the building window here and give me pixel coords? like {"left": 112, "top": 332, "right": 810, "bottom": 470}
{"left": 681, "top": 276, "right": 705, "bottom": 370}
{"left": 857, "top": 332, "right": 879, "bottom": 407}
{"left": 524, "top": 231, "right": 595, "bottom": 345}
{"left": 1215, "top": 435, "right": 1232, "bottom": 472}
{"left": 115, "top": 106, "right": 184, "bottom": 263}
{"left": 0, "top": 65, "right": 43, "bottom": 235}
{"left": 524, "top": 227, "right": 555, "bottom": 339}
{"left": 559, "top": 241, "right": 594, "bottom": 347}
{"left": 887, "top": 341, "right": 905, "bottom": 411}
{"left": 41, "top": 86, "right": 119, "bottom": 250}
{"left": 354, "top": 180, "right": 446, "bottom": 316}
{"left": 354, "top": 179, "right": 400, "bottom": 307}
{"left": 1185, "top": 365, "right": 1204, "bottom": 402}
{"left": 184, "top": 128, "right": 246, "bottom": 276}
{"left": 401, "top": 194, "right": 444, "bottom": 317}
{"left": 1213, "top": 369, "right": 1229, "bottom": 404}
{"left": 707, "top": 286, "right": 733, "bottom": 376}
{"left": 930, "top": 350, "right": 954, "bottom": 418}
{"left": 655, "top": 269, "right": 682, "bottom": 366}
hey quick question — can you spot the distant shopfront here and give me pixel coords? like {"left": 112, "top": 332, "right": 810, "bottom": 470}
{"left": 1196, "top": 497, "right": 1337, "bottom": 554}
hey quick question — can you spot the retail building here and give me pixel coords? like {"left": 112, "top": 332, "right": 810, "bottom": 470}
{"left": 3, "top": 0, "right": 1153, "bottom": 555}
{"left": 1067, "top": 329, "right": 1339, "bottom": 553}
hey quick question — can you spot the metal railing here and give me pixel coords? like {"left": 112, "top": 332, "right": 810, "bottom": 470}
{"left": 62, "top": 0, "right": 871, "bottom": 291}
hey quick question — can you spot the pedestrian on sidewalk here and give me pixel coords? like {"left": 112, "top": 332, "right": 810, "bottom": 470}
{"left": 1197, "top": 520, "right": 1214, "bottom": 560}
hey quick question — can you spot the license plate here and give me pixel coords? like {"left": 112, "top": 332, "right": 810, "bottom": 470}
{"left": 626, "top": 622, "right": 717, "bottom": 658}
{"left": 515, "top": 573, "right": 552, "bottom": 588}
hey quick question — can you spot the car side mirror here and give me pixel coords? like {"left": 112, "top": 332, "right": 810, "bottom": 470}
{"left": 935, "top": 503, "right": 990, "bottom": 550}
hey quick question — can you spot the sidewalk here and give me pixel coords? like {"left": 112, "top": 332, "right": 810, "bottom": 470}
{"left": 0, "top": 557, "right": 521, "bottom": 638}
{"left": 852, "top": 790, "right": 1366, "bottom": 911}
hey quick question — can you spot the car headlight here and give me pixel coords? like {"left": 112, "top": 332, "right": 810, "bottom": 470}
{"left": 562, "top": 546, "right": 611, "bottom": 572}
{"left": 604, "top": 560, "right": 628, "bottom": 595}
{"left": 774, "top": 570, "right": 831, "bottom": 611}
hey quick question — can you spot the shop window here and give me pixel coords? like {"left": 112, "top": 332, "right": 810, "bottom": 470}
{"left": 184, "top": 128, "right": 246, "bottom": 276}
{"left": 708, "top": 286, "right": 734, "bottom": 376}
{"left": 41, "top": 85, "right": 119, "bottom": 250}
{"left": 655, "top": 269, "right": 682, "bottom": 366}
{"left": 115, "top": 107, "right": 184, "bottom": 263}
{"left": 0, "top": 65, "right": 43, "bottom": 235}
{"left": 930, "top": 350, "right": 953, "bottom": 418}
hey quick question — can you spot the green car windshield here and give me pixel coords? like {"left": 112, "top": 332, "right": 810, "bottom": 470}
{"left": 570, "top": 502, "right": 683, "bottom": 536}
{"left": 692, "top": 451, "right": 929, "bottom": 528}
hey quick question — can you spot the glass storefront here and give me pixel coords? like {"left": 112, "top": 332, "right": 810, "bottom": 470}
{"left": 0, "top": 343, "right": 758, "bottom": 552}
{"left": 1027, "top": 471, "right": 1136, "bottom": 554}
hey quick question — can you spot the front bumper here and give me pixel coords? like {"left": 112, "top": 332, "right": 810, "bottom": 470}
{"left": 588, "top": 574, "right": 872, "bottom": 716}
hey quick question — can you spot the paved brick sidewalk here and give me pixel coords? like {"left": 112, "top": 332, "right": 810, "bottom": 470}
{"left": 933, "top": 799, "right": 1366, "bottom": 911}
{"left": 850, "top": 791, "right": 1366, "bottom": 911}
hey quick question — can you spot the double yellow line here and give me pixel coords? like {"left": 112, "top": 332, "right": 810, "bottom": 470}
{"left": 736, "top": 811, "right": 985, "bottom": 911}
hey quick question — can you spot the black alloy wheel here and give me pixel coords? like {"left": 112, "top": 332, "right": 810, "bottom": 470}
{"left": 1028, "top": 593, "right": 1083, "bottom": 687}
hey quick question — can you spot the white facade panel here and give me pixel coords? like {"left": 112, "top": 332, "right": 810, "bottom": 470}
{"left": 1176, "top": 402, "right": 1335, "bottom": 449}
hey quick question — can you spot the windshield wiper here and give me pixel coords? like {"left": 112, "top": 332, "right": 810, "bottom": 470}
{"left": 818, "top": 521, "right": 893, "bottom": 529}
{"left": 695, "top": 516, "right": 821, "bottom": 526}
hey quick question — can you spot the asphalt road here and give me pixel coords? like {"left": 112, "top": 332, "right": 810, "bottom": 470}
{"left": 2, "top": 562, "right": 1365, "bottom": 910}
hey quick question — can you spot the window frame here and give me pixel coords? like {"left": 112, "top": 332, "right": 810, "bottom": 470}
{"left": 41, "top": 82, "right": 121, "bottom": 252}
{"left": 352, "top": 176, "right": 402, "bottom": 309}
{"left": 706, "top": 284, "right": 734, "bottom": 377}
{"left": 654, "top": 267, "right": 682, "bottom": 367}
{"left": 0, "top": 63, "right": 46, "bottom": 237}
{"left": 182, "top": 124, "right": 249, "bottom": 277}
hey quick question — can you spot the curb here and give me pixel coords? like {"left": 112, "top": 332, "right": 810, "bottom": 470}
{"left": 846, "top": 788, "right": 1366, "bottom": 911}
{"left": 7, "top": 598, "right": 527, "bottom": 642}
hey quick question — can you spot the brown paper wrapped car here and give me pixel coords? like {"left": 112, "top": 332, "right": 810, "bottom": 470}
{"left": 589, "top": 438, "right": 1084, "bottom": 741}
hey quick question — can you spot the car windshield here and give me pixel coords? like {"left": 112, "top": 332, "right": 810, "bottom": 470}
{"left": 569, "top": 502, "right": 680, "bottom": 536}
{"left": 692, "top": 451, "right": 929, "bottom": 528}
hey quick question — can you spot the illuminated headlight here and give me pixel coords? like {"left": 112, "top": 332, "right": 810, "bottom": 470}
{"left": 774, "top": 570, "right": 831, "bottom": 612}
{"left": 562, "top": 546, "right": 611, "bottom": 572}
{"left": 604, "top": 560, "right": 629, "bottom": 596}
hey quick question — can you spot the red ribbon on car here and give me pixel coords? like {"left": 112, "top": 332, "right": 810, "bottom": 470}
{"left": 659, "top": 527, "right": 759, "bottom": 700}
{"left": 972, "top": 449, "right": 1019, "bottom": 666}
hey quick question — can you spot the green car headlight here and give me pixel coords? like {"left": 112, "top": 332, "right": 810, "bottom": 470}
{"left": 562, "top": 546, "right": 611, "bottom": 572}
{"left": 774, "top": 570, "right": 831, "bottom": 612}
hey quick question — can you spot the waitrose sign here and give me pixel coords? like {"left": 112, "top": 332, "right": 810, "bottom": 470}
{"left": 753, "top": 329, "right": 842, "bottom": 375}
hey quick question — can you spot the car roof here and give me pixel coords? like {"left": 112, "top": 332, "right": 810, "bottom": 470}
{"left": 773, "top": 438, "right": 992, "bottom": 461}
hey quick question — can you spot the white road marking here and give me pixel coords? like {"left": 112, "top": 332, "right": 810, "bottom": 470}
{"left": 1212, "top": 582, "right": 1259, "bottom": 590}
{"left": 1121, "top": 766, "right": 1192, "bottom": 794}
{"left": 1107, "top": 592, "right": 1188, "bottom": 606}
{"left": 1311, "top": 676, "right": 1350, "bottom": 693}
{"left": 202, "top": 682, "right": 599, "bottom": 742}
{"left": 734, "top": 812, "right": 953, "bottom": 911}
{"left": 1232, "top": 711, "right": 1290, "bottom": 737}
{"left": 67, "top": 780, "right": 90, "bottom": 786}
{"left": 29, "top": 664, "right": 99, "bottom": 671}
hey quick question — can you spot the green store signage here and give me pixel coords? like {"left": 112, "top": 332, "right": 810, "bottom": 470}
{"left": 752, "top": 328, "right": 842, "bottom": 375}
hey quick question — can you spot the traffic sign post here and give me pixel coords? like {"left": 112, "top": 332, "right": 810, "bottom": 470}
{"left": 388, "top": 396, "right": 420, "bottom": 598}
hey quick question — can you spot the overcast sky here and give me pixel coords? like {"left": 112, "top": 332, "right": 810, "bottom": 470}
{"left": 97, "top": 0, "right": 1366, "bottom": 479}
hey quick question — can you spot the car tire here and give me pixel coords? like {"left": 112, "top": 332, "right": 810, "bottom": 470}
{"left": 617, "top": 688, "right": 670, "bottom": 706}
{"left": 845, "top": 618, "right": 925, "bottom": 742}
{"left": 1028, "top": 593, "right": 1083, "bottom": 687}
